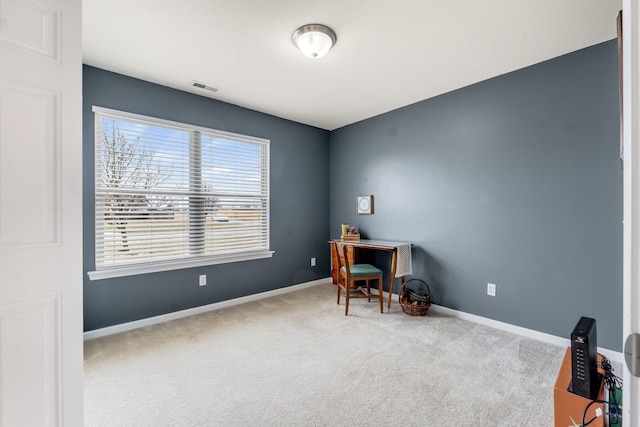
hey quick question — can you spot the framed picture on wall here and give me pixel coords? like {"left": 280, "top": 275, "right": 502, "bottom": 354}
{"left": 357, "top": 195, "right": 373, "bottom": 214}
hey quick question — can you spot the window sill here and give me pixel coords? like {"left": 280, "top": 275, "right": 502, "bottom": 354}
{"left": 87, "top": 250, "right": 275, "bottom": 281}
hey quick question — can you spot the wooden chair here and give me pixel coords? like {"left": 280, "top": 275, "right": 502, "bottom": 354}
{"left": 334, "top": 241, "right": 384, "bottom": 315}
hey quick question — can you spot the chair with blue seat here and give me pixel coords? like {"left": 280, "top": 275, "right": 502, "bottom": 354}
{"left": 334, "top": 241, "right": 384, "bottom": 315}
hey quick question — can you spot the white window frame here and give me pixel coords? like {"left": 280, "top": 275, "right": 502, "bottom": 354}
{"left": 88, "top": 106, "right": 273, "bottom": 280}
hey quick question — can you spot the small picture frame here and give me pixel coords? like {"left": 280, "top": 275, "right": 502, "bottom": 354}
{"left": 357, "top": 195, "right": 373, "bottom": 215}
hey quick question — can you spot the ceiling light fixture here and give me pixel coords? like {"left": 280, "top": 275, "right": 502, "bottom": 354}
{"left": 292, "top": 24, "right": 337, "bottom": 59}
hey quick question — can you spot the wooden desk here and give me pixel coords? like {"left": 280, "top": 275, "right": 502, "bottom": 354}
{"left": 329, "top": 239, "right": 411, "bottom": 310}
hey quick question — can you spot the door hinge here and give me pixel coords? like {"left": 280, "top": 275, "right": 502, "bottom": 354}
{"left": 624, "top": 333, "right": 640, "bottom": 377}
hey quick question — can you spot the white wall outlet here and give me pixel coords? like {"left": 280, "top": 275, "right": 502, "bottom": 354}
{"left": 310, "top": 257, "right": 316, "bottom": 267}
{"left": 199, "top": 274, "right": 207, "bottom": 286}
{"left": 487, "top": 282, "right": 496, "bottom": 297}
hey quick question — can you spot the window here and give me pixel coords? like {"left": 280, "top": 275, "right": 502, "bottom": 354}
{"left": 88, "top": 107, "right": 272, "bottom": 280}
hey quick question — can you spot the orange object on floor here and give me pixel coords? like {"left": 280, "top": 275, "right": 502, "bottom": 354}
{"left": 553, "top": 347, "right": 605, "bottom": 427}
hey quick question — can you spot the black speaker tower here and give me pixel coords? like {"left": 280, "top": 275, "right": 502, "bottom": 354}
{"left": 569, "top": 316, "right": 601, "bottom": 400}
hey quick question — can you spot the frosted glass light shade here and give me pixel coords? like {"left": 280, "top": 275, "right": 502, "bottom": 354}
{"left": 293, "top": 24, "right": 337, "bottom": 59}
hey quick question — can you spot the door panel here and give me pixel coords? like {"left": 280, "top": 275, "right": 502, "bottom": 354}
{"left": 0, "top": 297, "right": 60, "bottom": 426}
{"left": 0, "top": 80, "right": 59, "bottom": 249}
{"left": 0, "top": 0, "right": 60, "bottom": 61}
{"left": 0, "top": 0, "right": 82, "bottom": 425}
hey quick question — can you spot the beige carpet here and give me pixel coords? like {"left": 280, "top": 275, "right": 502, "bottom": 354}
{"left": 84, "top": 283, "right": 566, "bottom": 426}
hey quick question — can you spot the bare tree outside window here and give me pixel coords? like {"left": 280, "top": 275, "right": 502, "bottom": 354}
{"left": 100, "top": 126, "right": 172, "bottom": 251}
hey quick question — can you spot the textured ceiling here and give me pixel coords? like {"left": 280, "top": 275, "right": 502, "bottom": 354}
{"left": 83, "top": 0, "right": 622, "bottom": 131}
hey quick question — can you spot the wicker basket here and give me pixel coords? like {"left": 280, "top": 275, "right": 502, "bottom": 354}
{"left": 399, "top": 279, "right": 431, "bottom": 316}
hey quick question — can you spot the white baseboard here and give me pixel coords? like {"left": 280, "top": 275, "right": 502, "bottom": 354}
{"left": 83, "top": 278, "right": 332, "bottom": 341}
{"left": 426, "top": 301, "right": 624, "bottom": 365}
{"left": 84, "top": 279, "right": 624, "bottom": 365}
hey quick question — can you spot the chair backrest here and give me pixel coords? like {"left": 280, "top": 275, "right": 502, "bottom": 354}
{"left": 342, "top": 242, "right": 354, "bottom": 280}
{"left": 333, "top": 241, "right": 350, "bottom": 280}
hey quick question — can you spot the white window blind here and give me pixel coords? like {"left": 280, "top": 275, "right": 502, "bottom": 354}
{"left": 89, "top": 107, "right": 271, "bottom": 279}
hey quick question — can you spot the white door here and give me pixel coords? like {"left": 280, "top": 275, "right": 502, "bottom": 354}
{"left": 623, "top": 1, "right": 640, "bottom": 426}
{"left": 0, "top": 0, "right": 83, "bottom": 425}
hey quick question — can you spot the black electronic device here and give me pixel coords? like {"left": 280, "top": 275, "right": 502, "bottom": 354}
{"left": 568, "top": 316, "right": 601, "bottom": 400}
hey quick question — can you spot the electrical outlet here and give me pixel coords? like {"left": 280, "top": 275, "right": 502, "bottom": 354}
{"left": 199, "top": 274, "right": 207, "bottom": 286}
{"left": 487, "top": 282, "right": 496, "bottom": 297}
{"left": 311, "top": 257, "right": 316, "bottom": 267}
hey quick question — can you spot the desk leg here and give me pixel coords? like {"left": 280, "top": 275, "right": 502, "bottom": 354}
{"left": 388, "top": 249, "right": 398, "bottom": 310}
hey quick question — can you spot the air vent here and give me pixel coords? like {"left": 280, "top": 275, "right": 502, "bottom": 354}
{"left": 190, "top": 81, "right": 219, "bottom": 93}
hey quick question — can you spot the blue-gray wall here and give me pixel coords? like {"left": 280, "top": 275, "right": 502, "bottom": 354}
{"left": 84, "top": 40, "right": 622, "bottom": 351}
{"left": 330, "top": 40, "right": 623, "bottom": 350}
{"left": 83, "top": 66, "right": 331, "bottom": 331}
